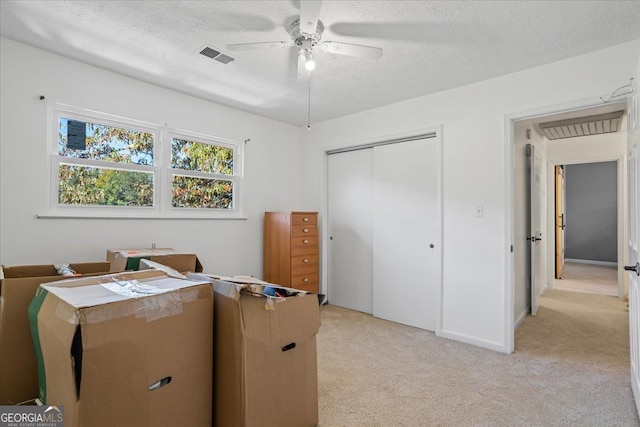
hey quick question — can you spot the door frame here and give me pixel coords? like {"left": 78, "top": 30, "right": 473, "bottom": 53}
{"left": 504, "top": 96, "right": 628, "bottom": 353}
{"left": 545, "top": 157, "right": 626, "bottom": 300}
{"left": 322, "top": 125, "right": 444, "bottom": 335}
{"left": 555, "top": 165, "right": 565, "bottom": 280}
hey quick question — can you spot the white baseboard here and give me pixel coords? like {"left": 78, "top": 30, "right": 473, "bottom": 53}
{"left": 565, "top": 258, "right": 617, "bottom": 267}
{"left": 514, "top": 308, "right": 528, "bottom": 330}
{"left": 439, "top": 329, "right": 508, "bottom": 353}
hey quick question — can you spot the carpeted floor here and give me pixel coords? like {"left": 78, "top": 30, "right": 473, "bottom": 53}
{"left": 554, "top": 261, "right": 618, "bottom": 296}
{"left": 317, "top": 289, "right": 638, "bottom": 426}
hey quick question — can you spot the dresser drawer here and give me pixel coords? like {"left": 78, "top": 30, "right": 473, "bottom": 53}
{"left": 291, "top": 274, "right": 318, "bottom": 292}
{"left": 292, "top": 213, "right": 317, "bottom": 226}
{"left": 291, "top": 235, "right": 318, "bottom": 256}
{"left": 292, "top": 225, "right": 317, "bottom": 237}
{"left": 291, "top": 255, "right": 318, "bottom": 276}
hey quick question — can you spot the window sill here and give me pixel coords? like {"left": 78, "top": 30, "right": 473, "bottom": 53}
{"left": 37, "top": 213, "right": 248, "bottom": 220}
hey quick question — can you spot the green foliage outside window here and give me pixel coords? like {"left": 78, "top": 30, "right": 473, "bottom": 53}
{"left": 172, "top": 176, "right": 233, "bottom": 209}
{"left": 171, "top": 138, "right": 233, "bottom": 175}
{"left": 59, "top": 164, "right": 153, "bottom": 207}
{"left": 59, "top": 118, "right": 154, "bottom": 165}
{"left": 58, "top": 117, "right": 155, "bottom": 207}
{"left": 56, "top": 116, "right": 236, "bottom": 210}
{"left": 171, "top": 138, "right": 234, "bottom": 209}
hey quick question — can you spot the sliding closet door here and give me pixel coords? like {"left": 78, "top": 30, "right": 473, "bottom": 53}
{"left": 372, "top": 138, "right": 439, "bottom": 331}
{"left": 327, "top": 149, "right": 374, "bottom": 313}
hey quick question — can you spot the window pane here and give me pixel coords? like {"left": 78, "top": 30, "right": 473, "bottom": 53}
{"left": 58, "top": 117, "right": 154, "bottom": 165}
{"left": 172, "top": 175, "right": 233, "bottom": 209}
{"left": 59, "top": 164, "right": 153, "bottom": 206}
{"left": 171, "top": 138, "right": 233, "bottom": 175}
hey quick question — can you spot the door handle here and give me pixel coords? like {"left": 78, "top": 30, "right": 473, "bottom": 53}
{"left": 625, "top": 262, "right": 640, "bottom": 276}
{"left": 527, "top": 236, "right": 542, "bottom": 242}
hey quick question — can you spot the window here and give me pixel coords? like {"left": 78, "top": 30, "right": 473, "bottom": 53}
{"left": 170, "top": 137, "right": 235, "bottom": 209}
{"left": 57, "top": 117, "right": 156, "bottom": 207}
{"left": 48, "top": 104, "right": 242, "bottom": 218}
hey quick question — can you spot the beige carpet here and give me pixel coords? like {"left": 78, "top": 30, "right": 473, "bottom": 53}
{"left": 554, "top": 261, "right": 618, "bottom": 296}
{"left": 317, "top": 290, "right": 638, "bottom": 426}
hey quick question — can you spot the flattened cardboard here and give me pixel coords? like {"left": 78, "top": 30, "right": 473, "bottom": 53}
{"left": 193, "top": 274, "right": 320, "bottom": 427}
{"left": 29, "top": 270, "right": 213, "bottom": 427}
{"left": 138, "top": 258, "right": 187, "bottom": 279}
{"left": 0, "top": 262, "right": 110, "bottom": 405}
{"left": 106, "top": 248, "right": 203, "bottom": 273}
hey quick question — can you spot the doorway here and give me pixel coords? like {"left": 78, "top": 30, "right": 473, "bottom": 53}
{"left": 554, "top": 161, "right": 619, "bottom": 296}
{"left": 508, "top": 98, "right": 629, "bottom": 352}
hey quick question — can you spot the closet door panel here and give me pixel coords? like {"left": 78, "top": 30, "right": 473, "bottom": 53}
{"left": 327, "top": 149, "right": 374, "bottom": 314}
{"left": 372, "top": 138, "right": 439, "bottom": 331}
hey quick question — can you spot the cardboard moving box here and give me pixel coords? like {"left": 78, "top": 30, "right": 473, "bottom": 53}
{"left": 0, "top": 262, "right": 110, "bottom": 405}
{"left": 191, "top": 274, "right": 320, "bottom": 427}
{"left": 28, "top": 270, "right": 213, "bottom": 427}
{"left": 107, "top": 248, "right": 203, "bottom": 273}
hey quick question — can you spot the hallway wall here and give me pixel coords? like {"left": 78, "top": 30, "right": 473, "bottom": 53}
{"left": 565, "top": 161, "right": 618, "bottom": 263}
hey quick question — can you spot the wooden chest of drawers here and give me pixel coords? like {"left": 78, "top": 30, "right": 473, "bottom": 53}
{"left": 263, "top": 212, "right": 318, "bottom": 293}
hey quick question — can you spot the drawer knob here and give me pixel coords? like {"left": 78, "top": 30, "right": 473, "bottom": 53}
{"left": 303, "top": 258, "right": 309, "bottom": 263}
{"left": 303, "top": 278, "right": 309, "bottom": 283}
{"left": 303, "top": 239, "right": 309, "bottom": 244}
{"left": 303, "top": 228, "right": 309, "bottom": 233}
{"left": 303, "top": 217, "right": 309, "bottom": 222}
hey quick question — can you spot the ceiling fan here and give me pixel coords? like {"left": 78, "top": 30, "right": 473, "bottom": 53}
{"left": 226, "top": 0, "right": 383, "bottom": 81}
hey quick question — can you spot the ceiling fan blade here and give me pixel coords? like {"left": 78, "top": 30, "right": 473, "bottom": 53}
{"left": 227, "top": 41, "right": 293, "bottom": 51}
{"left": 320, "top": 41, "right": 383, "bottom": 60}
{"left": 330, "top": 22, "right": 490, "bottom": 45}
{"left": 297, "top": 51, "right": 311, "bottom": 82}
{"left": 299, "top": 0, "right": 322, "bottom": 36}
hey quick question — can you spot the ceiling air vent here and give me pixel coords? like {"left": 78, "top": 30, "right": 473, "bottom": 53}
{"left": 214, "top": 54, "right": 234, "bottom": 64}
{"left": 538, "top": 110, "right": 624, "bottom": 140}
{"left": 198, "top": 45, "right": 235, "bottom": 64}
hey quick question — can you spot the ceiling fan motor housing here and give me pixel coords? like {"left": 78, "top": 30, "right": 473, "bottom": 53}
{"left": 289, "top": 19, "right": 324, "bottom": 48}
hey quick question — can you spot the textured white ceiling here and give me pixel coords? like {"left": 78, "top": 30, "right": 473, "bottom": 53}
{"left": 1, "top": 1, "right": 639, "bottom": 126}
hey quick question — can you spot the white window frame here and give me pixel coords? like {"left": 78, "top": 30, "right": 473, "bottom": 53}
{"left": 44, "top": 103, "right": 244, "bottom": 219}
{"left": 166, "top": 129, "right": 243, "bottom": 214}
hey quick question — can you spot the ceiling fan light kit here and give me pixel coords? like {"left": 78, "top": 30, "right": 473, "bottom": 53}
{"left": 304, "top": 52, "right": 316, "bottom": 71}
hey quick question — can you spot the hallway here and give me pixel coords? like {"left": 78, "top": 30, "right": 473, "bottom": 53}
{"left": 554, "top": 261, "right": 618, "bottom": 296}
{"left": 516, "top": 288, "right": 636, "bottom": 425}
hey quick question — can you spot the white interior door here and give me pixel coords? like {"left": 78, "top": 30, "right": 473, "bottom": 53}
{"left": 627, "top": 72, "right": 640, "bottom": 416}
{"left": 372, "top": 138, "right": 440, "bottom": 331}
{"left": 529, "top": 144, "right": 544, "bottom": 316}
{"left": 327, "top": 149, "right": 373, "bottom": 314}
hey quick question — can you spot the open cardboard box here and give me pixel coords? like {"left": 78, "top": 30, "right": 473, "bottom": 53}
{"left": 106, "top": 248, "right": 203, "bottom": 273}
{"left": 0, "top": 262, "right": 111, "bottom": 405}
{"left": 189, "top": 273, "right": 320, "bottom": 427}
{"left": 28, "top": 270, "right": 213, "bottom": 427}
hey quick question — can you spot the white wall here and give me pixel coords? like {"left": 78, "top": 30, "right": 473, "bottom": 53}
{"left": 513, "top": 121, "right": 547, "bottom": 328}
{"left": 300, "top": 39, "right": 640, "bottom": 352}
{"left": 0, "top": 38, "right": 302, "bottom": 276}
